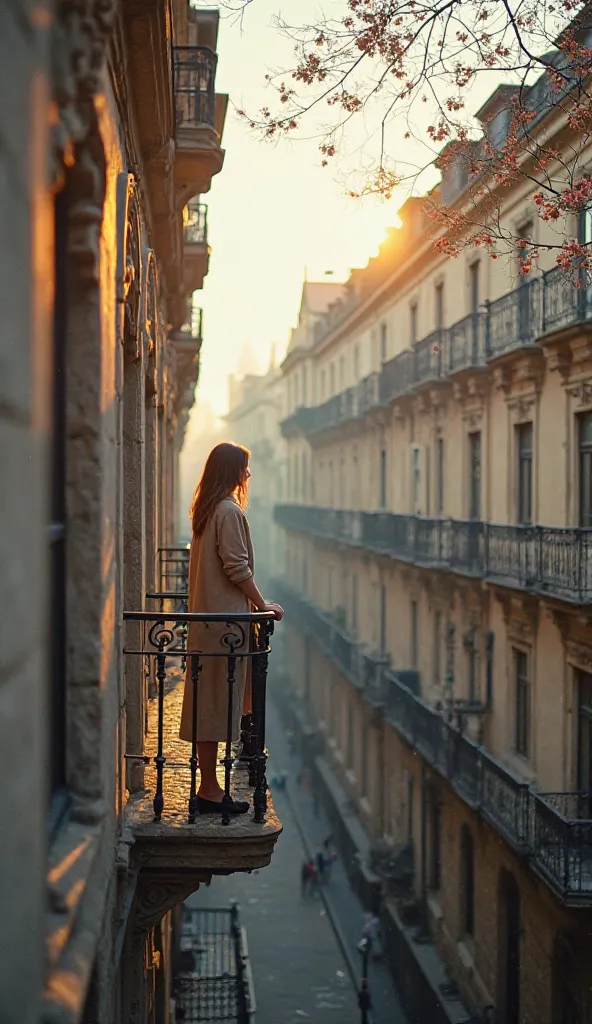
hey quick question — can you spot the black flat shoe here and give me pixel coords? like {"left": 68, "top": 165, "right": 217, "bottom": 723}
{"left": 197, "top": 796, "right": 250, "bottom": 815}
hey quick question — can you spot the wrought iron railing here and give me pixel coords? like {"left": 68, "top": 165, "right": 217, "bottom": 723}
{"left": 379, "top": 349, "right": 415, "bottom": 404}
{"left": 448, "top": 311, "right": 487, "bottom": 371}
{"left": 124, "top": 609, "right": 274, "bottom": 825}
{"left": 274, "top": 504, "right": 592, "bottom": 603}
{"left": 414, "top": 328, "right": 447, "bottom": 385}
{"left": 280, "top": 268, "right": 592, "bottom": 439}
{"left": 185, "top": 200, "right": 208, "bottom": 245}
{"left": 174, "top": 46, "right": 218, "bottom": 129}
{"left": 487, "top": 277, "right": 542, "bottom": 357}
{"left": 158, "top": 545, "right": 190, "bottom": 594}
{"left": 174, "top": 903, "right": 255, "bottom": 1023}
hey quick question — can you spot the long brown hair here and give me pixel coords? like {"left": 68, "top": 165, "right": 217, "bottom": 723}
{"left": 190, "top": 441, "right": 250, "bottom": 538}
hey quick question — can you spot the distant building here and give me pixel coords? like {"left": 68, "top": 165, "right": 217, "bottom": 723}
{"left": 226, "top": 353, "right": 288, "bottom": 593}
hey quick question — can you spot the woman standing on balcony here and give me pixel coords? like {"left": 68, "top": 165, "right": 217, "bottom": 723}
{"left": 180, "top": 441, "right": 284, "bottom": 814}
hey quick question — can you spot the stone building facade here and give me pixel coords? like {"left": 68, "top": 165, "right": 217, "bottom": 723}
{"left": 1, "top": 4, "right": 279, "bottom": 1023}
{"left": 274, "top": 60, "right": 592, "bottom": 1024}
{"left": 225, "top": 359, "right": 288, "bottom": 593}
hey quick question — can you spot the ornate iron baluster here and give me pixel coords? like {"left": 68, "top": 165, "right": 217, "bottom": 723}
{"left": 252, "top": 619, "right": 273, "bottom": 823}
{"left": 188, "top": 653, "right": 201, "bottom": 823}
{"left": 154, "top": 641, "right": 167, "bottom": 822}
{"left": 221, "top": 652, "right": 237, "bottom": 826}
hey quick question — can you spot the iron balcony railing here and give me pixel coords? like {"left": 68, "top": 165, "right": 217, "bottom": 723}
{"left": 274, "top": 504, "right": 592, "bottom": 604}
{"left": 158, "top": 545, "right": 190, "bottom": 595}
{"left": 280, "top": 267, "right": 592, "bottom": 439}
{"left": 124, "top": 607, "right": 275, "bottom": 825}
{"left": 174, "top": 904, "right": 255, "bottom": 1023}
{"left": 176, "top": 299, "right": 204, "bottom": 341}
{"left": 185, "top": 200, "right": 208, "bottom": 246}
{"left": 174, "top": 46, "right": 218, "bottom": 129}
{"left": 276, "top": 582, "right": 592, "bottom": 903}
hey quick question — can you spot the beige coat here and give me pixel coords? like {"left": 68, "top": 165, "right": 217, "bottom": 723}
{"left": 179, "top": 498, "right": 254, "bottom": 744}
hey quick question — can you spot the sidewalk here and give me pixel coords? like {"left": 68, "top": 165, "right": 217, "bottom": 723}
{"left": 266, "top": 698, "right": 410, "bottom": 1024}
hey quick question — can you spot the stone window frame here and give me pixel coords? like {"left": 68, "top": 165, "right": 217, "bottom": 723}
{"left": 565, "top": 641, "right": 592, "bottom": 790}
{"left": 567, "top": 385, "right": 592, "bottom": 527}
{"left": 507, "top": 396, "right": 538, "bottom": 526}
{"left": 503, "top": 621, "right": 538, "bottom": 779}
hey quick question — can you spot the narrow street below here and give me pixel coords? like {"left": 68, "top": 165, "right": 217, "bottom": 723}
{"left": 189, "top": 699, "right": 410, "bottom": 1024}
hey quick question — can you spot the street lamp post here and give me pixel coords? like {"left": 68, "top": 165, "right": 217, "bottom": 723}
{"left": 357, "top": 936, "right": 371, "bottom": 1024}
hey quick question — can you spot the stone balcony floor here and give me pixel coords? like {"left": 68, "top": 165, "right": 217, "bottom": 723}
{"left": 125, "top": 667, "right": 282, "bottom": 872}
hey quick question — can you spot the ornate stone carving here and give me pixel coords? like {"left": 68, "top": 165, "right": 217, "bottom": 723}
{"left": 498, "top": 592, "right": 538, "bottom": 639}
{"left": 566, "top": 641, "right": 592, "bottom": 672}
{"left": 566, "top": 377, "right": 592, "bottom": 408}
{"left": 51, "top": 1, "right": 117, "bottom": 177}
{"left": 132, "top": 872, "right": 211, "bottom": 935}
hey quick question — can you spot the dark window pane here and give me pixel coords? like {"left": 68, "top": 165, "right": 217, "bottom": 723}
{"left": 514, "top": 649, "right": 530, "bottom": 757}
{"left": 468, "top": 432, "right": 481, "bottom": 520}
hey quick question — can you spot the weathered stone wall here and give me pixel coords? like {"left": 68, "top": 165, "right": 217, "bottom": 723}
{"left": 0, "top": 6, "right": 53, "bottom": 1022}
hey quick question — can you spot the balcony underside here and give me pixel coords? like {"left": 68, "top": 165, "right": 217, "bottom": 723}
{"left": 175, "top": 127, "right": 224, "bottom": 205}
{"left": 183, "top": 243, "right": 209, "bottom": 291}
{"left": 126, "top": 675, "right": 282, "bottom": 874}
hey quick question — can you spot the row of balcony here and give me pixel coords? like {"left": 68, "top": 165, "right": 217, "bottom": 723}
{"left": 274, "top": 504, "right": 592, "bottom": 604}
{"left": 281, "top": 267, "right": 590, "bottom": 439}
{"left": 274, "top": 581, "right": 592, "bottom": 905}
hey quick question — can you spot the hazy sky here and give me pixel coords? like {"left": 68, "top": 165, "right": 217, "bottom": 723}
{"left": 194, "top": 0, "right": 411, "bottom": 419}
{"left": 192, "top": 1, "right": 506, "bottom": 421}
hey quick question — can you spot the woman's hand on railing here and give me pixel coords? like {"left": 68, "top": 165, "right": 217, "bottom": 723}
{"left": 264, "top": 602, "right": 284, "bottom": 621}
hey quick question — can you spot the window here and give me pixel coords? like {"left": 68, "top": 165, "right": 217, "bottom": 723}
{"left": 435, "top": 282, "right": 444, "bottom": 330}
{"left": 49, "top": 189, "right": 69, "bottom": 827}
{"left": 351, "top": 573, "right": 358, "bottom": 633}
{"left": 410, "top": 303, "right": 418, "bottom": 345}
{"left": 460, "top": 825, "right": 475, "bottom": 936}
{"left": 577, "top": 670, "right": 592, "bottom": 795}
{"left": 514, "top": 649, "right": 530, "bottom": 758}
{"left": 579, "top": 413, "right": 592, "bottom": 527}
{"left": 467, "top": 633, "right": 477, "bottom": 702}
{"left": 411, "top": 599, "right": 418, "bottom": 668}
{"left": 380, "top": 584, "right": 387, "bottom": 654}
{"left": 427, "top": 789, "right": 442, "bottom": 890}
{"left": 320, "top": 369, "right": 326, "bottom": 401}
{"left": 330, "top": 363, "right": 335, "bottom": 394}
{"left": 436, "top": 437, "right": 445, "bottom": 515}
{"left": 412, "top": 446, "right": 421, "bottom": 510}
{"left": 339, "top": 356, "right": 345, "bottom": 389}
{"left": 469, "top": 261, "right": 480, "bottom": 315}
{"left": 379, "top": 446, "right": 387, "bottom": 508}
{"left": 406, "top": 773, "right": 415, "bottom": 841}
{"left": 347, "top": 704, "right": 355, "bottom": 767}
{"left": 301, "top": 365, "right": 307, "bottom": 405}
{"left": 353, "top": 344, "right": 360, "bottom": 380}
{"left": 380, "top": 321, "right": 388, "bottom": 363}
{"left": 469, "top": 261, "right": 480, "bottom": 354}
{"left": 516, "top": 422, "right": 533, "bottom": 524}
{"left": 433, "top": 611, "right": 442, "bottom": 686}
{"left": 293, "top": 453, "right": 299, "bottom": 499}
{"left": 468, "top": 431, "right": 482, "bottom": 520}
{"left": 301, "top": 451, "right": 307, "bottom": 500}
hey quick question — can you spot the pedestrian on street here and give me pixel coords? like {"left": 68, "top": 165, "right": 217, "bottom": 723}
{"left": 315, "top": 845, "right": 326, "bottom": 883}
{"left": 358, "top": 978, "right": 372, "bottom": 1024}
{"left": 325, "top": 849, "right": 337, "bottom": 881}
{"left": 300, "top": 859, "right": 313, "bottom": 898}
